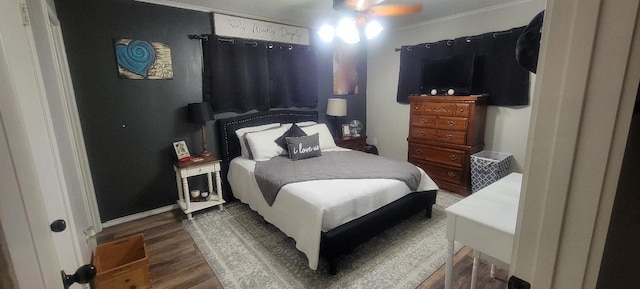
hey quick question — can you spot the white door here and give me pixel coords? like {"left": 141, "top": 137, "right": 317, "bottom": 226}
{"left": 511, "top": 0, "right": 640, "bottom": 288}
{"left": 0, "top": 0, "right": 99, "bottom": 288}
{"left": 24, "top": 0, "right": 102, "bottom": 267}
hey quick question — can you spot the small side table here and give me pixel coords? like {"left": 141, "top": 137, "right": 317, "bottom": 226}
{"left": 335, "top": 135, "right": 367, "bottom": 152}
{"left": 173, "top": 157, "right": 225, "bottom": 220}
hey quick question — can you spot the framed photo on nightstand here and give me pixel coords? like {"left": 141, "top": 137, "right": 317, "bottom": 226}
{"left": 342, "top": 124, "right": 351, "bottom": 137}
{"left": 173, "top": 140, "right": 191, "bottom": 162}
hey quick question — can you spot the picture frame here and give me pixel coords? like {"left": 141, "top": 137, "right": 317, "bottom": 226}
{"left": 342, "top": 124, "right": 351, "bottom": 137}
{"left": 173, "top": 140, "right": 191, "bottom": 161}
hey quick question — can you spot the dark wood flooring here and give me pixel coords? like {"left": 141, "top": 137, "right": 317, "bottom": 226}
{"left": 97, "top": 209, "right": 507, "bottom": 289}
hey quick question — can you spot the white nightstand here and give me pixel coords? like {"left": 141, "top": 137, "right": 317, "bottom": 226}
{"left": 173, "top": 157, "right": 225, "bottom": 220}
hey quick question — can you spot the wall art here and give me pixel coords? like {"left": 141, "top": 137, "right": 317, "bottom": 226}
{"left": 115, "top": 39, "right": 173, "bottom": 79}
{"left": 333, "top": 43, "right": 358, "bottom": 95}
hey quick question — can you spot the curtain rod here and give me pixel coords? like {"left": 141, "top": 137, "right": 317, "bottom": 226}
{"left": 188, "top": 34, "right": 209, "bottom": 41}
{"left": 393, "top": 28, "right": 515, "bottom": 52}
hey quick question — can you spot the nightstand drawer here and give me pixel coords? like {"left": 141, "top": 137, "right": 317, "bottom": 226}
{"left": 335, "top": 136, "right": 367, "bottom": 152}
{"left": 408, "top": 143, "right": 464, "bottom": 167}
{"left": 183, "top": 162, "right": 220, "bottom": 177}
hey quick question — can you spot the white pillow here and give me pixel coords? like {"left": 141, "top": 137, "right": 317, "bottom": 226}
{"left": 245, "top": 125, "right": 290, "bottom": 161}
{"left": 300, "top": 123, "right": 337, "bottom": 150}
{"left": 235, "top": 123, "right": 280, "bottom": 158}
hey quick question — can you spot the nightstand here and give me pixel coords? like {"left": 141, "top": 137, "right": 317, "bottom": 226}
{"left": 173, "top": 156, "right": 225, "bottom": 220}
{"left": 335, "top": 135, "right": 367, "bottom": 152}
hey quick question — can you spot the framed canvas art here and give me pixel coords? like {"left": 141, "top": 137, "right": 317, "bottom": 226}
{"left": 115, "top": 38, "right": 173, "bottom": 79}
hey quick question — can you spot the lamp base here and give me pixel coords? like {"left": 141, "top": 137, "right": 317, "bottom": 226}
{"left": 200, "top": 150, "right": 212, "bottom": 158}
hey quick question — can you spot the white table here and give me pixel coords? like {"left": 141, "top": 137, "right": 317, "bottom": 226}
{"left": 173, "top": 158, "right": 225, "bottom": 220}
{"left": 444, "top": 172, "right": 522, "bottom": 289}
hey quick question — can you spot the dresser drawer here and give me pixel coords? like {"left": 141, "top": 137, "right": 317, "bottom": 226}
{"left": 455, "top": 103, "right": 470, "bottom": 117}
{"left": 436, "top": 117, "right": 468, "bottom": 131}
{"left": 411, "top": 115, "right": 437, "bottom": 128}
{"left": 409, "top": 127, "right": 437, "bottom": 141}
{"left": 408, "top": 143, "right": 464, "bottom": 167}
{"left": 412, "top": 102, "right": 455, "bottom": 116}
{"left": 411, "top": 160, "right": 465, "bottom": 186}
{"left": 436, "top": 130, "right": 467, "bottom": 145}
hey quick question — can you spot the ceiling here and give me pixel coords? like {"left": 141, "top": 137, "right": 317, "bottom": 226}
{"left": 153, "top": 0, "right": 522, "bottom": 30}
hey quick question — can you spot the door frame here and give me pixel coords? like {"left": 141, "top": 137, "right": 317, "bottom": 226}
{"left": 511, "top": 0, "right": 640, "bottom": 287}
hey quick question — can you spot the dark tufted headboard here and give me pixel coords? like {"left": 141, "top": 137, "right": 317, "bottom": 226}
{"left": 217, "top": 110, "right": 319, "bottom": 200}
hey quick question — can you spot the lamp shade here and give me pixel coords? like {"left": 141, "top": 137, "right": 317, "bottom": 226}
{"left": 187, "top": 102, "right": 214, "bottom": 123}
{"left": 327, "top": 98, "right": 347, "bottom": 117}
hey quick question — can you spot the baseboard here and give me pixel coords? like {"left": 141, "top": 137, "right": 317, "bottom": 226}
{"left": 102, "top": 204, "right": 179, "bottom": 228}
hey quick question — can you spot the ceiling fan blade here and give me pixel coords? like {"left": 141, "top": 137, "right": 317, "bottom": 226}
{"left": 344, "top": 0, "right": 386, "bottom": 11}
{"left": 369, "top": 4, "right": 423, "bottom": 16}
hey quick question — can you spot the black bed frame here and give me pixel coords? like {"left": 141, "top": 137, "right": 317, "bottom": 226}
{"left": 217, "top": 110, "right": 438, "bottom": 275}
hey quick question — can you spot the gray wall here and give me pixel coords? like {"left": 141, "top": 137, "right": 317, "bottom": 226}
{"left": 55, "top": 0, "right": 367, "bottom": 221}
{"left": 365, "top": 0, "right": 546, "bottom": 172}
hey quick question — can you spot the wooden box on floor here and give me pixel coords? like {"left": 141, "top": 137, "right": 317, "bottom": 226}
{"left": 93, "top": 233, "right": 151, "bottom": 289}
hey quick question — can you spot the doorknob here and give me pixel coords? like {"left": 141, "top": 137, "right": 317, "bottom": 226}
{"left": 50, "top": 219, "right": 66, "bottom": 232}
{"left": 61, "top": 264, "right": 96, "bottom": 289}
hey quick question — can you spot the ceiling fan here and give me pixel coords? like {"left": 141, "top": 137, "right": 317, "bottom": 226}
{"left": 320, "top": 0, "right": 422, "bottom": 43}
{"left": 333, "top": 0, "right": 423, "bottom": 17}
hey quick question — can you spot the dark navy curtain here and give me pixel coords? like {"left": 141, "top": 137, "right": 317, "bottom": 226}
{"left": 202, "top": 36, "right": 317, "bottom": 113}
{"left": 396, "top": 26, "right": 529, "bottom": 106}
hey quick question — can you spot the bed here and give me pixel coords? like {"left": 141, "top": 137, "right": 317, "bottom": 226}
{"left": 217, "top": 110, "right": 439, "bottom": 274}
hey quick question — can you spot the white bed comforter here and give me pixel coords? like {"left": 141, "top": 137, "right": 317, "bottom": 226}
{"left": 227, "top": 148, "right": 439, "bottom": 270}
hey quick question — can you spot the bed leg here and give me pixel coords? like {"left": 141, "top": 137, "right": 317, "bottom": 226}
{"left": 425, "top": 205, "right": 433, "bottom": 218}
{"left": 328, "top": 258, "right": 338, "bottom": 275}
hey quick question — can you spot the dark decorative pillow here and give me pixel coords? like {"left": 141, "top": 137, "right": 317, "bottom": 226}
{"left": 275, "top": 123, "right": 307, "bottom": 150}
{"left": 285, "top": 133, "right": 322, "bottom": 161}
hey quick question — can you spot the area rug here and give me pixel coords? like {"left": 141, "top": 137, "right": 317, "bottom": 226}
{"left": 183, "top": 191, "right": 462, "bottom": 289}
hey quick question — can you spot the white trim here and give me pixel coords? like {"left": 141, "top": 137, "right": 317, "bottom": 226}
{"left": 399, "top": 0, "right": 536, "bottom": 31}
{"left": 134, "top": 0, "right": 306, "bottom": 27}
{"left": 102, "top": 204, "right": 180, "bottom": 228}
{"left": 135, "top": 0, "right": 211, "bottom": 12}
{"left": 47, "top": 4, "right": 102, "bottom": 233}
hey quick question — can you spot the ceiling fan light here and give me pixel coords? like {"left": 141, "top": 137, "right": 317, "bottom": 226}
{"left": 365, "top": 20, "right": 383, "bottom": 39}
{"left": 317, "top": 24, "right": 335, "bottom": 43}
{"left": 336, "top": 17, "right": 360, "bottom": 44}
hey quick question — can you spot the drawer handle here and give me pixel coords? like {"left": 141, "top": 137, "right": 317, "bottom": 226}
{"left": 420, "top": 118, "right": 427, "bottom": 124}
{"left": 459, "top": 108, "right": 464, "bottom": 112}
{"left": 415, "top": 106, "right": 419, "bottom": 110}
{"left": 450, "top": 154, "right": 457, "bottom": 161}
{"left": 419, "top": 130, "right": 425, "bottom": 136}
{"left": 447, "top": 134, "right": 453, "bottom": 140}
{"left": 448, "top": 171, "right": 456, "bottom": 177}
{"left": 448, "top": 121, "right": 455, "bottom": 126}
{"left": 416, "top": 148, "right": 422, "bottom": 153}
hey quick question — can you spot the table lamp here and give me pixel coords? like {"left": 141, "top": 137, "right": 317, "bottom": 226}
{"left": 187, "top": 102, "right": 215, "bottom": 158}
{"left": 326, "top": 98, "right": 347, "bottom": 137}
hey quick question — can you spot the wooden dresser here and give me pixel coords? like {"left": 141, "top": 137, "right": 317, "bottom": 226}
{"left": 407, "top": 95, "right": 487, "bottom": 196}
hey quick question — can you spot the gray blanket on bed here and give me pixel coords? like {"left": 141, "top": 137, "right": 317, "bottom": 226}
{"left": 254, "top": 151, "right": 421, "bottom": 206}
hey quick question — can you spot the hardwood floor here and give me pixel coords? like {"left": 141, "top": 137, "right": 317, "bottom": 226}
{"left": 97, "top": 209, "right": 507, "bottom": 289}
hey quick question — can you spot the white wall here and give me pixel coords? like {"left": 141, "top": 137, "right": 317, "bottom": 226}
{"left": 366, "top": 0, "right": 546, "bottom": 172}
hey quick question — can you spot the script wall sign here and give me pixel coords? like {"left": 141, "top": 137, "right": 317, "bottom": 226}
{"left": 213, "top": 14, "right": 309, "bottom": 45}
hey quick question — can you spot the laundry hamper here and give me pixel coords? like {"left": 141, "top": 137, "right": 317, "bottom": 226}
{"left": 470, "top": 150, "right": 512, "bottom": 193}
